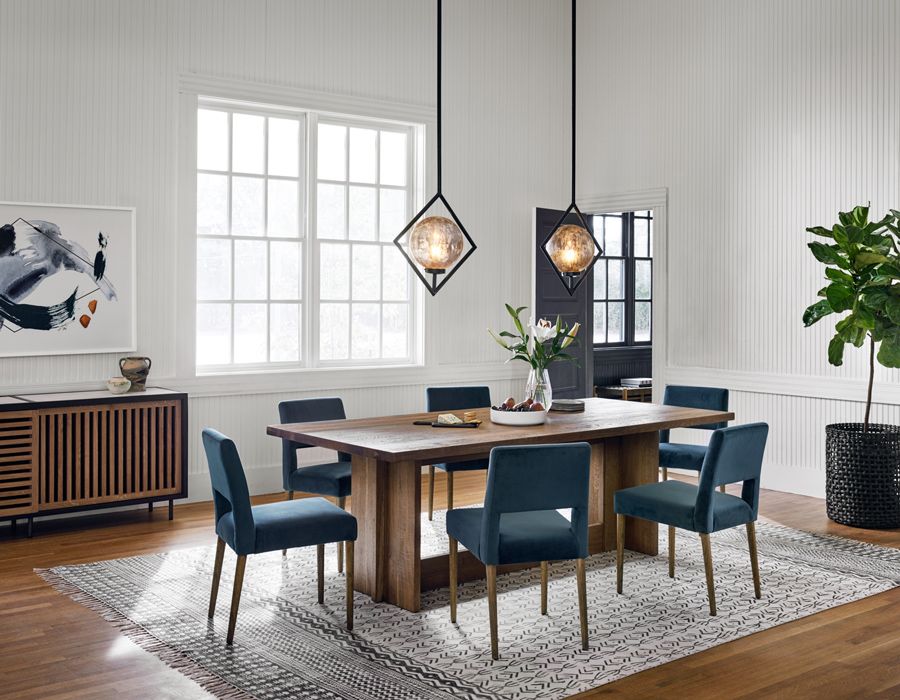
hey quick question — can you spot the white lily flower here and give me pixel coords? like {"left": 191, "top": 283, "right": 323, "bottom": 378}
{"left": 530, "top": 318, "right": 556, "bottom": 343}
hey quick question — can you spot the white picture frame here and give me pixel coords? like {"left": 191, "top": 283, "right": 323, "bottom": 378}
{"left": 0, "top": 201, "right": 137, "bottom": 357}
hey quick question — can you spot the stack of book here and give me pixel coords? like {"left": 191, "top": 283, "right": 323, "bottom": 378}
{"left": 620, "top": 377, "right": 652, "bottom": 388}
{"left": 549, "top": 399, "right": 585, "bottom": 413}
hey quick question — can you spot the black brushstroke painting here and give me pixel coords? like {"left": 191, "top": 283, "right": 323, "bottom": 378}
{"left": 93, "top": 232, "right": 108, "bottom": 281}
{"left": 0, "top": 219, "right": 117, "bottom": 333}
{"left": 0, "top": 289, "right": 77, "bottom": 330}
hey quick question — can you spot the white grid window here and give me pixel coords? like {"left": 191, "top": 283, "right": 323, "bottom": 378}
{"left": 314, "top": 120, "right": 415, "bottom": 363}
{"left": 195, "top": 101, "right": 419, "bottom": 371}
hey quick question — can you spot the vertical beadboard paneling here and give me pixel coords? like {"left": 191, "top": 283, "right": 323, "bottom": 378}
{"left": 579, "top": 0, "right": 900, "bottom": 497}
{"left": 0, "top": 0, "right": 567, "bottom": 491}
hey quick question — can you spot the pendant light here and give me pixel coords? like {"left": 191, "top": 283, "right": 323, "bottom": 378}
{"left": 394, "top": 0, "right": 476, "bottom": 296}
{"left": 541, "top": 0, "right": 602, "bottom": 295}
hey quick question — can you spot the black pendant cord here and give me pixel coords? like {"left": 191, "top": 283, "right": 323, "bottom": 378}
{"left": 436, "top": 0, "right": 443, "bottom": 196}
{"left": 570, "top": 0, "right": 576, "bottom": 206}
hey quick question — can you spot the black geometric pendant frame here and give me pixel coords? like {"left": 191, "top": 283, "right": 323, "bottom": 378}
{"left": 541, "top": 0, "right": 603, "bottom": 297}
{"left": 394, "top": 192, "right": 476, "bottom": 297}
{"left": 393, "top": 0, "right": 475, "bottom": 297}
{"left": 540, "top": 202, "right": 602, "bottom": 295}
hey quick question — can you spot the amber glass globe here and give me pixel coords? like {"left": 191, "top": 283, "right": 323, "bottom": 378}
{"left": 546, "top": 224, "right": 595, "bottom": 273}
{"left": 409, "top": 216, "right": 464, "bottom": 272}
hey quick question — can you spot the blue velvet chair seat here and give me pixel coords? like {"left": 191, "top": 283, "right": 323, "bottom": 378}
{"left": 216, "top": 496, "right": 357, "bottom": 556}
{"left": 615, "top": 422, "right": 769, "bottom": 617}
{"left": 659, "top": 443, "right": 708, "bottom": 471}
{"left": 614, "top": 480, "right": 753, "bottom": 534}
{"left": 202, "top": 428, "right": 358, "bottom": 642}
{"left": 434, "top": 457, "right": 489, "bottom": 473}
{"left": 446, "top": 507, "right": 581, "bottom": 565}
{"left": 288, "top": 462, "right": 352, "bottom": 497}
{"left": 446, "top": 442, "right": 592, "bottom": 659}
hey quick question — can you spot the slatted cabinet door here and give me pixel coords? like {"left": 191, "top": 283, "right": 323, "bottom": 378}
{"left": 0, "top": 412, "right": 38, "bottom": 518}
{"left": 37, "top": 400, "right": 183, "bottom": 510}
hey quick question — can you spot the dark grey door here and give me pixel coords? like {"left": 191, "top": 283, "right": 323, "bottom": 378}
{"left": 534, "top": 208, "right": 594, "bottom": 399}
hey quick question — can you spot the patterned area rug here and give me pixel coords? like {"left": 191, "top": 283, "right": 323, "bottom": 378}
{"left": 39, "top": 512, "right": 900, "bottom": 699}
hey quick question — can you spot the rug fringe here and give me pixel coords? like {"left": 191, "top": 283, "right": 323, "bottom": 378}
{"left": 35, "top": 568, "right": 255, "bottom": 700}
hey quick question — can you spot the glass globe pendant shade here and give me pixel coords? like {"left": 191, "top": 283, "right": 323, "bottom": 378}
{"left": 546, "top": 223, "right": 595, "bottom": 274}
{"left": 408, "top": 215, "right": 464, "bottom": 273}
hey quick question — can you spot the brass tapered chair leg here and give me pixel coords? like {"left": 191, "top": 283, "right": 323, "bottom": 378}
{"left": 616, "top": 514, "right": 625, "bottom": 594}
{"left": 336, "top": 496, "right": 346, "bottom": 574}
{"left": 226, "top": 555, "right": 247, "bottom": 645}
{"left": 446, "top": 471, "right": 454, "bottom": 511}
{"left": 208, "top": 537, "right": 226, "bottom": 618}
{"left": 668, "top": 526, "right": 676, "bottom": 578}
{"left": 345, "top": 540, "right": 355, "bottom": 630}
{"left": 540, "top": 561, "right": 548, "bottom": 615}
{"left": 747, "top": 521, "right": 761, "bottom": 599}
{"left": 576, "top": 558, "right": 588, "bottom": 650}
{"left": 700, "top": 533, "right": 717, "bottom": 616}
{"left": 317, "top": 544, "right": 325, "bottom": 604}
{"left": 661, "top": 467, "right": 668, "bottom": 481}
{"left": 719, "top": 484, "right": 726, "bottom": 494}
{"left": 427, "top": 466, "right": 435, "bottom": 520}
{"left": 449, "top": 536, "right": 458, "bottom": 622}
{"left": 282, "top": 490, "right": 294, "bottom": 557}
{"left": 487, "top": 564, "right": 499, "bottom": 661}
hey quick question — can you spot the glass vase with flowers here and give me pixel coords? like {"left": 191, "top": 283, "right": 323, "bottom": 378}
{"left": 489, "top": 304, "right": 580, "bottom": 410}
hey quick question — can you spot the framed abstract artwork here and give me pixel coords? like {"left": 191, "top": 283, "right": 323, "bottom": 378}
{"left": 0, "top": 201, "right": 136, "bottom": 357}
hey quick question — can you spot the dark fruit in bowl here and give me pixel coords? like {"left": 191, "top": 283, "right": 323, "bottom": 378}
{"left": 504, "top": 397, "right": 516, "bottom": 409}
{"left": 531, "top": 402, "right": 544, "bottom": 412}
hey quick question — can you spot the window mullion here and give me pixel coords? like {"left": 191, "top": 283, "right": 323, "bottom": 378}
{"left": 227, "top": 110, "right": 236, "bottom": 366}
{"left": 307, "top": 112, "right": 320, "bottom": 368}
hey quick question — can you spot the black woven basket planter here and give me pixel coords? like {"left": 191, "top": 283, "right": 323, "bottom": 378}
{"left": 826, "top": 423, "right": 900, "bottom": 529}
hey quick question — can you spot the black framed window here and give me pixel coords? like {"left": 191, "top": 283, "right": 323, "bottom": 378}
{"left": 592, "top": 211, "right": 653, "bottom": 346}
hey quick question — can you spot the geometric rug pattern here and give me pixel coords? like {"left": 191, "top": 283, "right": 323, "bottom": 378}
{"left": 39, "top": 513, "right": 900, "bottom": 699}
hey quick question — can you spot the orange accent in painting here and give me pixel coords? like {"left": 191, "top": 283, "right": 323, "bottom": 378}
{"left": 88, "top": 299, "right": 98, "bottom": 314}
{"left": 79, "top": 315, "right": 91, "bottom": 328}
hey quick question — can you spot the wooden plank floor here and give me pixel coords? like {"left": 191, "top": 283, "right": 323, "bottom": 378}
{"left": 0, "top": 473, "right": 898, "bottom": 699}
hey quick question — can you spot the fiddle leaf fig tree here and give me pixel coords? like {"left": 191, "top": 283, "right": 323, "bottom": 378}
{"left": 803, "top": 205, "right": 900, "bottom": 430}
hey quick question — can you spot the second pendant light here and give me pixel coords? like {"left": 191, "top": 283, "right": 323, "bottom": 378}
{"left": 541, "top": 0, "right": 603, "bottom": 295}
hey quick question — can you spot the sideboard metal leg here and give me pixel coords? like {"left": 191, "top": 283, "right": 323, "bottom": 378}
{"left": 168, "top": 499, "right": 174, "bottom": 520}
{"left": 26, "top": 516, "right": 33, "bottom": 538}
{"left": 148, "top": 501, "right": 154, "bottom": 513}
{"left": 10, "top": 518, "right": 16, "bottom": 535}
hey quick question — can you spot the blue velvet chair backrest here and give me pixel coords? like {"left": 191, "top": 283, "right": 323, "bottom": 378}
{"left": 426, "top": 386, "right": 492, "bottom": 412}
{"left": 694, "top": 422, "right": 769, "bottom": 531}
{"left": 202, "top": 428, "right": 255, "bottom": 553}
{"left": 660, "top": 384, "right": 729, "bottom": 442}
{"left": 278, "top": 398, "right": 348, "bottom": 490}
{"left": 480, "top": 443, "right": 591, "bottom": 563}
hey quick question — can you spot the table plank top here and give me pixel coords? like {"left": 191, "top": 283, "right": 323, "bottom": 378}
{"left": 267, "top": 397, "right": 733, "bottom": 464}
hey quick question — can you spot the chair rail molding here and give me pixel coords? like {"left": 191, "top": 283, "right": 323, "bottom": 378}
{"left": 665, "top": 365, "right": 900, "bottom": 406}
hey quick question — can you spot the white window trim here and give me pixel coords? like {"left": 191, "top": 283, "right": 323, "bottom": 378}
{"left": 176, "top": 75, "right": 432, "bottom": 381}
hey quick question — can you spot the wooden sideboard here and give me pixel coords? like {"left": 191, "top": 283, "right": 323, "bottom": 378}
{"left": 0, "top": 388, "right": 187, "bottom": 537}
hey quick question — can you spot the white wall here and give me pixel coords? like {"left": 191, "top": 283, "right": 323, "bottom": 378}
{"left": 4, "top": 0, "right": 897, "bottom": 502}
{"left": 579, "top": 0, "right": 900, "bottom": 496}
{"left": 0, "top": 0, "right": 569, "bottom": 498}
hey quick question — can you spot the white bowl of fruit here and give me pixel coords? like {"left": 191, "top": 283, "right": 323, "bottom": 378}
{"left": 490, "top": 397, "right": 548, "bottom": 426}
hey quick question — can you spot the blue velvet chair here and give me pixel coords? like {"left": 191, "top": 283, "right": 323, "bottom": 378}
{"left": 615, "top": 422, "right": 768, "bottom": 616}
{"left": 202, "top": 428, "right": 357, "bottom": 644}
{"left": 425, "top": 386, "right": 492, "bottom": 520}
{"left": 660, "top": 385, "right": 730, "bottom": 493}
{"left": 446, "top": 443, "right": 591, "bottom": 660}
{"left": 278, "top": 398, "right": 351, "bottom": 569}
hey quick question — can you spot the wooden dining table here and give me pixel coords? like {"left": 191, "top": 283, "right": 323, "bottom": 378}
{"left": 267, "top": 397, "right": 733, "bottom": 612}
